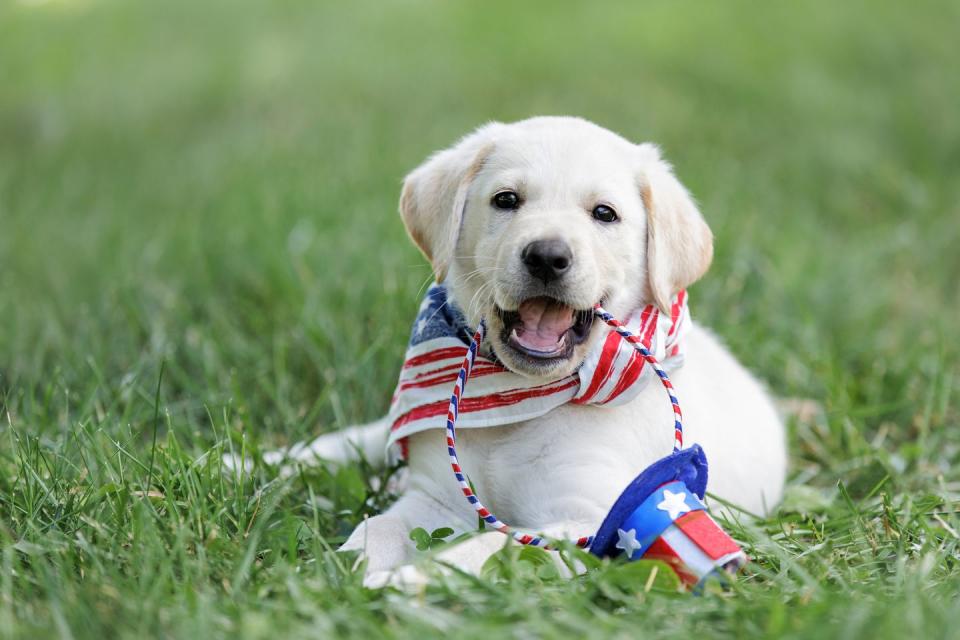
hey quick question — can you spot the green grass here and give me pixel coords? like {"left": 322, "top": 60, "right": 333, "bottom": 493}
{"left": 1, "top": 0, "right": 958, "bottom": 637}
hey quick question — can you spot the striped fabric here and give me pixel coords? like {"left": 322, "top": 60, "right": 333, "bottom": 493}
{"left": 387, "top": 284, "right": 690, "bottom": 457}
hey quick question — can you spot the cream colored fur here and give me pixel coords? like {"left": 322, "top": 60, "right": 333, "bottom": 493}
{"left": 242, "top": 117, "right": 787, "bottom": 588}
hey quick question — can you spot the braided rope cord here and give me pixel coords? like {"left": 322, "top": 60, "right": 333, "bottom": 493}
{"left": 592, "top": 305, "right": 684, "bottom": 453}
{"left": 443, "top": 303, "right": 684, "bottom": 550}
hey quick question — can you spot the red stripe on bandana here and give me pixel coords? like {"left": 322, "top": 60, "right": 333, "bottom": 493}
{"left": 409, "top": 361, "right": 503, "bottom": 380}
{"left": 602, "top": 350, "right": 643, "bottom": 404}
{"left": 391, "top": 378, "right": 580, "bottom": 432}
{"left": 399, "top": 364, "right": 503, "bottom": 391}
{"left": 599, "top": 308, "right": 659, "bottom": 404}
{"left": 403, "top": 346, "right": 469, "bottom": 369}
{"left": 668, "top": 290, "right": 686, "bottom": 337}
{"left": 571, "top": 330, "right": 622, "bottom": 404}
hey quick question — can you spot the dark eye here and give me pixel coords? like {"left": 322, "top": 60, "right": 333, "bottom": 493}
{"left": 492, "top": 191, "right": 521, "bottom": 210}
{"left": 592, "top": 204, "right": 618, "bottom": 223}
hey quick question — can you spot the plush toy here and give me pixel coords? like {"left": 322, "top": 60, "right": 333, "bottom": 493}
{"left": 589, "top": 444, "right": 746, "bottom": 587}
{"left": 442, "top": 304, "right": 746, "bottom": 589}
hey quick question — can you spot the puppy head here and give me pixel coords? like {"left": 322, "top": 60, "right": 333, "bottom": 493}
{"left": 400, "top": 117, "right": 712, "bottom": 379}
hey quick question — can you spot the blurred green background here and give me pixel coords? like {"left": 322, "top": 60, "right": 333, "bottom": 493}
{"left": 1, "top": 1, "right": 958, "bottom": 638}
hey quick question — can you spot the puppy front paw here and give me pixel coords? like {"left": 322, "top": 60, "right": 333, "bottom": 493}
{"left": 363, "top": 564, "right": 430, "bottom": 591}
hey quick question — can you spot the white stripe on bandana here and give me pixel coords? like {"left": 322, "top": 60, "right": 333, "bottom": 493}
{"left": 387, "top": 284, "right": 690, "bottom": 458}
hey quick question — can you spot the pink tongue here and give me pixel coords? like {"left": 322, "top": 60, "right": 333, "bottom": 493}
{"left": 514, "top": 298, "right": 576, "bottom": 351}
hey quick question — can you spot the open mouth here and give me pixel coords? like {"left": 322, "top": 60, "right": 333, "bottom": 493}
{"left": 496, "top": 296, "right": 596, "bottom": 361}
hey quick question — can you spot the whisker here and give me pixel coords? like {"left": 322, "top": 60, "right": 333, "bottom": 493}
{"left": 414, "top": 271, "right": 437, "bottom": 300}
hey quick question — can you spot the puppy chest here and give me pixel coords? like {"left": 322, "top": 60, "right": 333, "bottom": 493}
{"left": 454, "top": 403, "right": 672, "bottom": 524}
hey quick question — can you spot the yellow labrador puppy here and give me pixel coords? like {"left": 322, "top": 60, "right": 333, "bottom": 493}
{"left": 261, "top": 117, "right": 786, "bottom": 586}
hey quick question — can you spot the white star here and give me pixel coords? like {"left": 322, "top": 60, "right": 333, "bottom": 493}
{"left": 615, "top": 528, "right": 642, "bottom": 557}
{"left": 657, "top": 489, "right": 691, "bottom": 520}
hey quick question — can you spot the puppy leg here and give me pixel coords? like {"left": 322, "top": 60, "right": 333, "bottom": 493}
{"left": 363, "top": 532, "right": 508, "bottom": 590}
{"left": 379, "top": 520, "right": 595, "bottom": 589}
{"left": 432, "top": 532, "right": 511, "bottom": 575}
{"left": 341, "top": 490, "right": 476, "bottom": 585}
{"left": 433, "top": 523, "right": 589, "bottom": 577}
{"left": 341, "top": 512, "right": 413, "bottom": 575}
{"left": 270, "top": 417, "right": 391, "bottom": 467}
{"left": 221, "top": 417, "right": 391, "bottom": 475}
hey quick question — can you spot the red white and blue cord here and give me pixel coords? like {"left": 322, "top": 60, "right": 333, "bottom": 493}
{"left": 443, "top": 303, "right": 684, "bottom": 550}
{"left": 592, "top": 305, "right": 684, "bottom": 453}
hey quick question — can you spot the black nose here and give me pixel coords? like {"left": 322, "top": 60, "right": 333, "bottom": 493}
{"left": 521, "top": 239, "right": 573, "bottom": 283}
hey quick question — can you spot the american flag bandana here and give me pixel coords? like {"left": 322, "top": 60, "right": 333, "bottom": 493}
{"left": 387, "top": 284, "right": 690, "bottom": 458}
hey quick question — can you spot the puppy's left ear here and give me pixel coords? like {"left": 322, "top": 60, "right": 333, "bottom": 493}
{"left": 637, "top": 143, "right": 714, "bottom": 312}
{"left": 399, "top": 123, "right": 500, "bottom": 282}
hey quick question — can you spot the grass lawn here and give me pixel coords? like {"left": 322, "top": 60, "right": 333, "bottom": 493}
{"left": 1, "top": 0, "right": 958, "bottom": 637}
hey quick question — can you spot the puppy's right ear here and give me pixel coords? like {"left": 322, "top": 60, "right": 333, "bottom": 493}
{"left": 399, "top": 124, "right": 499, "bottom": 282}
{"left": 635, "top": 143, "right": 713, "bottom": 313}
